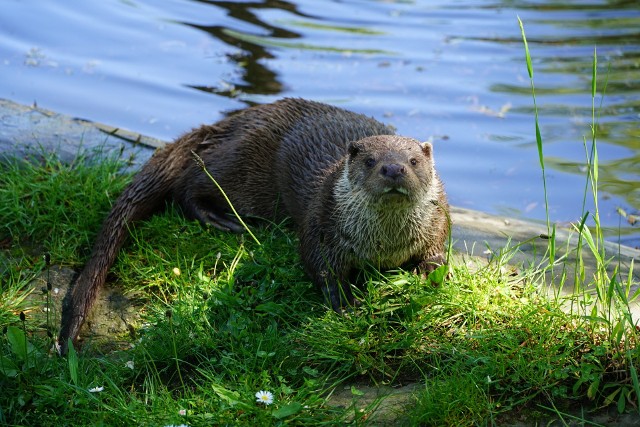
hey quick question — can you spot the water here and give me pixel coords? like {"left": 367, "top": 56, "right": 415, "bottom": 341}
{"left": 1, "top": 0, "right": 639, "bottom": 247}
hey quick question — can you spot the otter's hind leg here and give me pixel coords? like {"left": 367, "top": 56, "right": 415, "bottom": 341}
{"left": 186, "top": 200, "right": 244, "bottom": 233}
{"left": 198, "top": 208, "right": 244, "bottom": 233}
{"left": 176, "top": 193, "right": 244, "bottom": 233}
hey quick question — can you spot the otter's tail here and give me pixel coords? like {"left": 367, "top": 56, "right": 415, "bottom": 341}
{"left": 58, "top": 146, "right": 179, "bottom": 355}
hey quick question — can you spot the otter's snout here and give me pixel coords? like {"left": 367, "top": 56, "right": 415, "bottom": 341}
{"left": 381, "top": 163, "right": 406, "bottom": 179}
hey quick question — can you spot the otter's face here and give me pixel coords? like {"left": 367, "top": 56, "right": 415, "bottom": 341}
{"left": 346, "top": 135, "right": 435, "bottom": 203}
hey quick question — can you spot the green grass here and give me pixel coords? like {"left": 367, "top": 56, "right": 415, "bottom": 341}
{"left": 1, "top": 25, "right": 639, "bottom": 425}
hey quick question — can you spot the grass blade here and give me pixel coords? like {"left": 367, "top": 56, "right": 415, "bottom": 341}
{"left": 591, "top": 46, "right": 597, "bottom": 99}
{"left": 67, "top": 339, "right": 79, "bottom": 386}
{"left": 630, "top": 357, "right": 640, "bottom": 414}
{"left": 518, "top": 17, "right": 533, "bottom": 79}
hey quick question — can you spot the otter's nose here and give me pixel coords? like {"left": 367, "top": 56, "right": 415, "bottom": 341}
{"left": 381, "top": 163, "right": 406, "bottom": 179}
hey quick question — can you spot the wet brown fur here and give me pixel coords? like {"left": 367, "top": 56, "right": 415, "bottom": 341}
{"left": 58, "top": 98, "right": 449, "bottom": 354}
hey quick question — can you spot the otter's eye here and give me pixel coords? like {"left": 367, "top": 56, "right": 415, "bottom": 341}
{"left": 410, "top": 158, "right": 418, "bottom": 166}
{"left": 364, "top": 158, "right": 376, "bottom": 168}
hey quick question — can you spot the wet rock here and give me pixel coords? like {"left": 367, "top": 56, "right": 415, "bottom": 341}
{"left": 327, "top": 382, "right": 421, "bottom": 426}
{"left": 25, "top": 265, "right": 144, "bottom": 352}
{"left": 0, "top": 98, "right": 163, "bottom": 171}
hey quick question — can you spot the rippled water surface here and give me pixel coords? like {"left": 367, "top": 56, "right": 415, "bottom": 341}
{"left": 1, "top": 0, "right": 639, "bottom": 246}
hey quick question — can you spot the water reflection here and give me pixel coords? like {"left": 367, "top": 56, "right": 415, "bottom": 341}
{"left": 187, "top": 0, "right": 306, "bottom": 97}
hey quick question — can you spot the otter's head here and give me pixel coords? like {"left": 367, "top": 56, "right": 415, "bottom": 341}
{"left": 344, "top": 135, "right": 435, "bottom": 205}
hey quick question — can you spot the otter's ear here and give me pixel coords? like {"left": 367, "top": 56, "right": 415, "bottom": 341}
{"left": 348, "top": 142, "right": 361, "bottom": 158}
{"left": 420, "top": 141, "right": 433, "bottom": 157}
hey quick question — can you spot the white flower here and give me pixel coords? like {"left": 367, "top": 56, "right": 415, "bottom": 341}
{"left": 125, "top": 360, "right": 134, "bottom": 370}
{"left": 88, "top": 386, "right": 104, "bottom": 393}
{"left": 178, "top": 409, "right": 186, "bottom": 416}
{"left": 255, "top": 390, "right": 274, "bottom": 405}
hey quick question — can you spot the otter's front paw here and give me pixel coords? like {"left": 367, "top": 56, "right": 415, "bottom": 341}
{"left": 416, "top": 254, "right": 449, "bottom": 284}
{"left": 322, "top": 282, "right": 359, "bottom": 313}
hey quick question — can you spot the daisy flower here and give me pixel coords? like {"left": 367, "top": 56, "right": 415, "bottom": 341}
{"left": 255, "top": 390, "right": 274, "bottom": 405}
{"left": 88, "top": 386, "right": 104, "bottom": 393}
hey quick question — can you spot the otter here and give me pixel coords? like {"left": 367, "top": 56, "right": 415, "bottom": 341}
{"left": 58, "top": 98, "right": 449, "bottom": 355}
